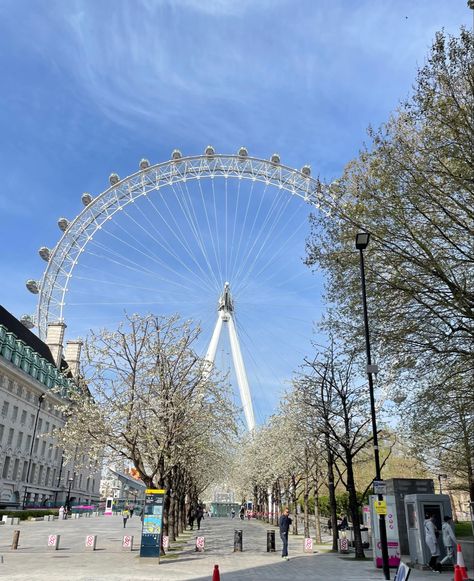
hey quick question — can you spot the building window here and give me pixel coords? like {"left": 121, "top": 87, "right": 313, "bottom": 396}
{"left": 21, "top": 461, "right": 28, "bottom": 481}
{"left": 2, "top": 401, "right": 9, "bottom": 417}
{"left": 52, "top": 468, "right": 57, "bottom": 486}
{"left": 38, "top": 419, "right": 43, "bottom": 433}
{"left": 38, "top": 465, "right": 44, "bottom": 486}
{"left": 48, "top": 443, "right": 53, "bottom": 459}
{"left": 2, "top": 456, "right": 11, "bottom": 479}
{"left": 26, "top": 434, "right": 32, "bottom": 452}
{"left": 45, "top": 421, "right": 50, "bottom": 434}
{"left": 12, "top": 458, "right": 19, "bottom": 480}
{"left": 54, "top": 447, "right": 59, "bottom": 460}
{"left": 25, "top": 390, "right": 31, "bottom": 402}
{"left": 92, "top": 479, "right": 96, "bottom": 492}
{"left": 29, "top": 413, "right": 35, "bottom": 428}
{"left": 45, "top": 467, "right": 51, "bottom": 486}
{"left": 33, "top": 438, "right": 39, "bottom": 454}
{"left": 17, "top": 385, "right": 23, "bottom": 398}
{"left": 41, "top": 440, "right": 46, "bottom": 457}
{"left": 30, "top": 464, "right": 36, "bottom": 483}
{"left": 17, "top": 431, "right": 23, "bottom": 449}
{"left": 12, "top": 405, "right": 18, "bottom": 422}
{"left": 20, "top": 410, "right": 27, "bottom": 425}
{"left": 7, "top": 428, "right": 14, "bottom": 446}
{"left": 7, "top": 379, "right": 14, "bottom": 392}
{"left": 0, "top": 424, "right": 4, "bottom": 444}
{"left": 86, "top": 477, "right": 90, "bottom": 491}
{"left": 79, "top": 474, "right": 83, "bottom": 489}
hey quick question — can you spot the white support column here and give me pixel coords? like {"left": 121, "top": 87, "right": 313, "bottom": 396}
{"left": 205, "top": 315, "right": 223, "bottom": 365}
{"left": 205, "top": 283, "right": 256, "bottom": 432}
{"left": 227, "top": 314, "right": 255, "bottom": 432}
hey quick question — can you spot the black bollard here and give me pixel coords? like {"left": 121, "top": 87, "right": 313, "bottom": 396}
{"left": 267, "top": 529, "right": 276, "bottom": 552}
{"left": 11, "top": 530, "right": 20, "bottom": 550}
{"left": 234, "top": 529, "right": 243, "bottom": 552}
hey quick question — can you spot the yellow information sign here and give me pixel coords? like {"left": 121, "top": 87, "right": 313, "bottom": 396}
{"left": 145, "top": 489, "right": 166, "bottom": 494}
{"left": 374, "top": 500, "right": 387, "bottom": 515}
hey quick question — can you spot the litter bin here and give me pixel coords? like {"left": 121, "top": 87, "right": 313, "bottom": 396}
{"left": 361, "top": 527, "right": 370, "bottom": 549}
{"left": 267, "top": 529, "right": 276, "bottom": 552}
{"left": 234, "top": 529, "right": 243, "bottom": 552}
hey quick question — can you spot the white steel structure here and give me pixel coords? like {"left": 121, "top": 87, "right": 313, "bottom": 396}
{"left": 206, "top": 282, "right": 255, "bottom": 431}
{"left": 25, "top": 147, "right": 335, "bottom": 429}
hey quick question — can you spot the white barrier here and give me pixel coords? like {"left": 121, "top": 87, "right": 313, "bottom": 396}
{"left": 85, "top": 535, "right": 97, "bottom": 550}
{"left": 122, "top": 535, "right": 134, "bottom": 550}
{"left": 304, "top": 537, "right": 313, "bottom": 553}
{"left": 162, "top": 536, "right": 169, "bottom": 550}
{"left": 47, "top": 534, "right": 61, "bottom": 550}
{"left": 195, "top": 536, "right": 205, "bottom": 552}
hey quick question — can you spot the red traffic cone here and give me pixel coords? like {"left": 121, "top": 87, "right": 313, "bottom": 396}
{"left": 456, "top": 544, "right": 468, "bottom": 580}
{"left": 454, "top": 565, "right": 464, "bottom": 581}
{"left": 212, "top": 564, "right": 220, "bottom": 581}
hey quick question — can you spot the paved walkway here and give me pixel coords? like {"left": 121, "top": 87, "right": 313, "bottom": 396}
{"left": 0, "top": 514, "right": 465, "bottom": 580}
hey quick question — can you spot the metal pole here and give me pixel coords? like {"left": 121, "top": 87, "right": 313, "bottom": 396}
{"left": 22, "top": 393, "right": 45, "bottom": 509}
{"left": 358, "top": 248, "right": 390, "bottom": 580}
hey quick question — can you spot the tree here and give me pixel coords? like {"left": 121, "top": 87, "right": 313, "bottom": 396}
{"left": 294, "top": 342, "right": 392, "bottom": 559}
{"left": 55, "top": 313, "right": 237, "bottom": 538}
{"left": 305, "top": 28, "right": 473, "bottom": 496}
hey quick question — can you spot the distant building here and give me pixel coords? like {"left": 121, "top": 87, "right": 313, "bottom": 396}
{"left": 100, "top": 464, "right": 146, "bottom": 505}
{"left": 0, "top": 305, "right": 101, "bottom": 508}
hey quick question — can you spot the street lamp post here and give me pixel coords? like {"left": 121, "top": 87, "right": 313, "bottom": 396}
{"left": 22, "top": 392, "right": 46, "bottom": 509}
{"left": 66, "top": 476, "right": 74, "bottom": 510}
{"left": 437, "top": 474, "right": 447, "bottom": 494}
{"left": 356, "top": 232, "right": 390, "bottom": 580}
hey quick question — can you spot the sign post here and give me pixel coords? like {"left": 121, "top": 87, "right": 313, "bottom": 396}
{"left": 140, "top": 489, "right": 166, "bottom": 559}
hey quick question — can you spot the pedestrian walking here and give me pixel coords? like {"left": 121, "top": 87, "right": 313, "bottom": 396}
{"left": 59, "top": 505, "right": 65, "bottom": 520}
{"left": 122, "top": 507, "right": 130, "bottom": 528}
{"left": 196, "top": 506, "right": 204, "bottom": 530}
{"left": 440, "top": 515, "right": 457, "bottom": 565}
{"left": 424, "top": 513, "right": 442, "bottom": 572}
{"left": 188, "top": 507, "right": 196, "bottom": 530}
{"left": 231, "top": 508, "right": 236, "bottom": 519}
{"left": 129, "top": 505, "right": 134, "bottom": 518}
{"left": 279, "top": 506, "right": 292, "bottom": 561}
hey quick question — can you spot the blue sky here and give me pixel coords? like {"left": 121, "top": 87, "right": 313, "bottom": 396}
{"left": 0, "top": 0, "right": 471, "bottom": 422}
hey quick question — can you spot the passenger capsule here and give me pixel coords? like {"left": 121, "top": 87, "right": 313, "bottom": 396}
{"left": 238, "top": 147, "right": 248, "bottom": 158}
{"left": 58, "top": 217, "right": 69, "bottom": 232}
{"left": 171, "top": 149, "right": 182, "bottom": 160}
{"left": 81, "top": 193, "right": 93, "bottom": 206}
{"left": 270, "top": 153, "right": 280, "bottom": 164}
{"left": 20, "top": 314, "right": 35, "bottom": 329}
{"left": 301, "top": 165, "right": 311, "bottom": 176}
{"left": 39, "top": 247, "right": 51, "bottom": 262}
{"left": 205, "top": 145, "right": 215, "bottom": 158}
{"left": 109, "top": 173, "right": 120, "bottom": 185}
{"left": 26, "top": 280, "right": 40, "bottom": 294}
{"left": 139, "top": 158, "right": 150, "bottom": 170}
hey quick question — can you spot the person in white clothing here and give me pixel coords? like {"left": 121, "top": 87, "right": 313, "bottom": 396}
{"left": 440, "top": 515, "right": 457, "bottom": 565}
{"left": 424, "top": 513, "right": 442, "bottom": 573}
{"left": 58, "top": 505, "right": 65, "bottom": 520}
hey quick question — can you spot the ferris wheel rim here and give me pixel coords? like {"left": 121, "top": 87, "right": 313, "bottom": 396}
{"left": 34, "top": 151, "right": 330, "bottom": 339}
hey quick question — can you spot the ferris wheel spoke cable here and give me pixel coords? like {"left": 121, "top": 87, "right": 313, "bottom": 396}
{"left": 210, "top": 178, "right": 224, "bottom": 286}
{"left": 120, "top": 202, "right": 216, "bottom": 294}
{"left": 172, "top": 178, "right": 222, "bottom": 291}
{"left": 83, "top": 242, "right": 211, "bottom": 296}
{"left": 233, "top": 188, "right": 293, "bottom": 293}
{"left": 229, "top": 178, "right": 258, "bottom": 282}
{"left": 229, "top": 175, "right": 242, "bottom": 278}
{"left": 238, "top": 203, "right": 311, "bottom": 294}
{"left": 160, "top": 182, "right": 221, "bottom": 292}
{"left": 142, "top": 193, "right": 217, "bottom": 291}
{"left": 89, "top": 222, "right": 213, "bottom": 295}
{"left": 195, "top": 175, "right": 222, "bottom": 286}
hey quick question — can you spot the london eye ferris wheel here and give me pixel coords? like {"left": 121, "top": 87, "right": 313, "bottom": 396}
{"left": 24, "top": 147, "right": 334, "bottom": 429}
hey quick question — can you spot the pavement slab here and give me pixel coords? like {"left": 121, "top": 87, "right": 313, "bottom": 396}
{"left": 0, "top": 514, "right": 464, "bottom": 580}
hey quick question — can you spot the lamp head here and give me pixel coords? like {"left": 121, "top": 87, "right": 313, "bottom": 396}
{"left": 355, "top": 232, "right": 370, "bottom": 250}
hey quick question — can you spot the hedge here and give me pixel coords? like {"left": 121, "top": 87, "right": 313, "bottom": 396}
{"left": 0, "top": 509, "right": 59, "bottom": 521}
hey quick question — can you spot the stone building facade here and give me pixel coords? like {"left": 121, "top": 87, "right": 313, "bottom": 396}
{"left": 0, "top": 305, "right": 101, "bottom": 508}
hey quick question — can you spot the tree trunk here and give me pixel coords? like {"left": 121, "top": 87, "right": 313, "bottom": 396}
{"left": 345, "top": 451, "right": 365, "bottom": 559}
{"left": 303, "top": 476, "right": 310, "bottom": 538}
{"left": 326, "top": 433, "right": 339, "bottom": 551}
{"left": 313, "top": 479, "right": 322, "bottom": 543}
{"left": 291, "top": 474, "right": 298, "bottom": 535}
